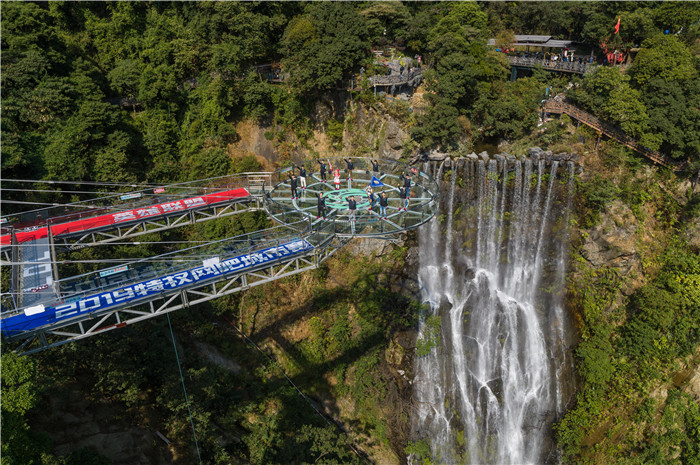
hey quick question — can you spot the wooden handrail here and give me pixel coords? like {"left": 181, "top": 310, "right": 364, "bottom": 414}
{"left": 508, "top": 56, "right": 593, "bottom": 75}
{"left": 543, "top": 100, "right": 678, "bottom": 170}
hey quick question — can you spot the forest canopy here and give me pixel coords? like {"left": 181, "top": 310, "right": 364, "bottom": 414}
{"left": 2, "top": 1, "right": 698, "bottom": 204}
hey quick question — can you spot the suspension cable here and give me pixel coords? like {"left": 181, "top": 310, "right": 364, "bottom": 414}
{"left": 221, "top": 317, "right": 369, "bottom": 463}
{"left": 166, "top": 313, "right": 203, "bottom": 465}
{"left": 1, "top": 179, "right": 160, "bottom": 188}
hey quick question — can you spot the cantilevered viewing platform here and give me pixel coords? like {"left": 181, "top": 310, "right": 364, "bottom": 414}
{"left": 1, "top": 160, "right": 438, "bottom": 354}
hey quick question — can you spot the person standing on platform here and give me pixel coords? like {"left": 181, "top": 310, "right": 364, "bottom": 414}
{"left": 344, "top": 158, "right": 354, "bottom": 181}
{"left": 348, "top": 195, "right": 357, "bottom": 234}
{"left": 318, "top": 159, "right": 327, "bottom": 182}
{"left": 317, "top": 192, "right": 326, "bottom": 219}
{"left": 379, "top": 192, "right": 388, "bottom": 219}
{"left": 371, "top": 159, "right": 380, "bottom": 173}
{"left": 404, "top": 173, "right": 412, "bottom": 197}
{"left": 289, "top": 174, "right": 298, "bottom": 199}
{"left": 295, "top": 164, "right": 307, "bottom": 189}
{"left": 328, "top": 159, "right": 341, "bottom": 190}
{"left": 366, "top": 186, "right": 375, "bottom": 211}
{"left": 399, "top": 186, "right": 408, "bottom": 211}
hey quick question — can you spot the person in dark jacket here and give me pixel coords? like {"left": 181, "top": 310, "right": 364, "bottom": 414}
{"left": 344, "top": 158, "right": 354, "bottom": 180}
{"left": 404, "top": 173, "right": 412, "bottom": 197}
{"left": 399, "top": 186, "right": 408, "bottom": 211}
{"left": 348, "top": 195, "right": 357, "bottom": 234}
{"left": 295, "top": 164, "right": 307, "bottom": 189}
{"left": 289, "top": 174, "right": 298, "bottom": 199}
{"left": 318, "top": 160, "right": 327, "bottom": 182}
{"left": 317, "top": 192, "right": 326, "bottom": 219}
{"left": 379, "top": 192, "right": 388, "bottom": 218}
{"left": 371, "top": 159, "right": 379, "bottom": 173}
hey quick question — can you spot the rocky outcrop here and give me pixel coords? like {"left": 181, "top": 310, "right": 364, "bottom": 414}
{"left": 686, "top": 215, "right": 700, "bottom": 249}
{"left": 230, "top": 120, "right": 279, "bottom": 169}
{"left": 344, "top": 236, "right": 404, "bottom": 258}
{"left": 580, "top": 200, "right": 641, "bottom": 291}
{"left": 380, "top": 119, "right": 408, "bottom": 161}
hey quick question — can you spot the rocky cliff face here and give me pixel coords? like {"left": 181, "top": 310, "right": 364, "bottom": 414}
{"left": 229, "top": 97, "right": 413, "bottom": 169}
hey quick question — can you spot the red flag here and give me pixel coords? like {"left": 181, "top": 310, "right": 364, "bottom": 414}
{"left": 614, "top": 17, "right": 620, "bottom": 34}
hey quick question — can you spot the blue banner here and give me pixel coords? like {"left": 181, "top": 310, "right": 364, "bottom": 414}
{"left": 369, "top": 175, "right": 385, "bottom": 187}
{"left": 2, "top": 239, "right": 314, "bottom": 335}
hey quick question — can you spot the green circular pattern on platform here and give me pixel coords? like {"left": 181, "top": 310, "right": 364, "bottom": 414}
{"left": 264, "top": 157, "right": 439, "bottom": 237}
{"left": 323, "top": 189, "right": 371, "bottom": 209}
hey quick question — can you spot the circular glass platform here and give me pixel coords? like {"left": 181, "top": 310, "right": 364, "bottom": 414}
{"left": 263, "top": 157, "right": 439, "bottom": 237}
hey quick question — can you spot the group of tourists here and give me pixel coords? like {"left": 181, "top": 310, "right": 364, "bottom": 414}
{"left": 287, "top": 159, "right": 415, "bottom": 226}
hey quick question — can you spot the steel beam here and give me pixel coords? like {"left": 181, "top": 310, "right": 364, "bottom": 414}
{"left": 7, "top": 239, "right": 344, "bottom": 355}
{"left": 56, "top": 197, "right": 263, "bottom": 250}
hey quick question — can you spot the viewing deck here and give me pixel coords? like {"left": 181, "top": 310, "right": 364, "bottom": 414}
{"left": 1, "top": 159, "right": 438, "bottom": 354}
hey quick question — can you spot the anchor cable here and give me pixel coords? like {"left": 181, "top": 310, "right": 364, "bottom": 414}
{"left": 167, "top": 313, "right": 203, "bottom": 465}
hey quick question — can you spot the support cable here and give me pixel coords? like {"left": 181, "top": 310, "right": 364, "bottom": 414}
{"left": 222, "top": 317, "right": 369, "bottom": 463}
{"left": 167, "top": 313, "right": 203, "bottom": 465}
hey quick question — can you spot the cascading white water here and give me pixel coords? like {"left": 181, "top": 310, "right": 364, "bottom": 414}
{"left": 412, "top": 158, "right": 575, "bottom": 464}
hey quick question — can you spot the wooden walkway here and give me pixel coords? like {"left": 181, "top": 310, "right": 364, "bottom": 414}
{"left": 543, "top": 100, "right": 679, "bottom": 170}
{"left": 508, "top": 56, "right": 593, "bottom": 75}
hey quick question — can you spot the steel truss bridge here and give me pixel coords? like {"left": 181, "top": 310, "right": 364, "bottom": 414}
{"left": 1, "top": 159, "right": 438, "bottom": 354}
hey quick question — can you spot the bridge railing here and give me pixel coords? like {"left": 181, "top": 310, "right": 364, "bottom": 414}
{"left": 266, "top": 157, "right": 439, "bottom": 237}
{"left": 508, "top": 56, "right": 594, "bottom": 74}
{"left": 3, "top": 173, "right": 273, "bottom": 231}
{"left": 543, "top": 100, "right": 676, "bottom": 169}
{"left": 369, "top": 68, "right": 423, "bottom": 87}
{"left": 1, "top": 219, "right": 311, "bottom": 319}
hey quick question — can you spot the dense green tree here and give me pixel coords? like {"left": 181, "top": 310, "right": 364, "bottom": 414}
{"left": 281, "top": 3, "right": 369, "bottom": 93}
{"left": 472, "top": 77, "right": 544, "bottom": 141}
{"left": 642, "top": 77, "right": 700, "bottom": 161}
{"left": 107, "top": 59, "right": 141, "bottom": 102}
{"left": 630, "top": 34, "right": 698, "bottom": 88}
{"left": 412, "top": 2, "right": 508, "bottom": 149}
{"left": 650, "top": 1, "right": 700, "bottom": 38}
{"left": 402, "top": 3, "right": 449, "bottom": 52}
{"left": 134, "top": 109, "right": 180, "bottom": 182}
{"left": 0, "top": 352, "right": 58, "bottom": 465}
{"left": 360, "top": 2, "right": 411, "bottom": 46}
{"left": 617, "top": 8, "right": 657, "bottom": 48}
{"left": 570, "top": 67, "right": 651, "bottom": 141}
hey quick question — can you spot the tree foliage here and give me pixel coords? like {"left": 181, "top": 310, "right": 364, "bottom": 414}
{"left": 281, "top": 3, "right": 369, "bottom": 93}
{"left": 630, "top": 34, "right": 698, "bottom": 88}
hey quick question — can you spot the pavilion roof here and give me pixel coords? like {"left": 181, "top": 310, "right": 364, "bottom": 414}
{"left": 487, "top": 35, "right": 573, "bottom": 49}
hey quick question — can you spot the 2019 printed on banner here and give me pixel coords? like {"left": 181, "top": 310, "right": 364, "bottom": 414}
{"left": 2, "top": 239, "right": 313, "bottom": 334}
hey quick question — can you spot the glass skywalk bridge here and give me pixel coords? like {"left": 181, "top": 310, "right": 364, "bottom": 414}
{"left": 1, "top": 159, "right": 438, "bottom": 354}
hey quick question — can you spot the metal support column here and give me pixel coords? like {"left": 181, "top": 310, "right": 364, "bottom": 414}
{"left": 47, "top": 221, "right": 61, "bottom": 298}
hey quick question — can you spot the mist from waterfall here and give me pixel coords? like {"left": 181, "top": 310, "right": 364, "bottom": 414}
{"left": 412, "top": 158, "right": 575, "bottom": 464}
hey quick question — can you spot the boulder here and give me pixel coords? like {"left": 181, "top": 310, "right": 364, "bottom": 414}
{"left": 345, "top": 237, "right": 404, "bottom": 257}
{"left": 528, "top": 147, "right": 543, "bottom": 157}
{"left": 683, "top": 363, "right": 700, "bottom": 402}
{"left": 478, "top": 151, "right": 489, "bottom": 162}
{"left": 467, "top": 152, "right": 479, "bottom": 160}
{"left": 427, "top": 150, "right": 449, "bottom": 161}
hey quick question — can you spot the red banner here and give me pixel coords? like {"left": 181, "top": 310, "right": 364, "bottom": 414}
{"left": 1, "top": 188, "right": 249, "bottom": 246}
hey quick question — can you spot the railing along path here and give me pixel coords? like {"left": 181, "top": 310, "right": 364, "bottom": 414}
{"left": 543, "top": 100, "right": 679, "bottom": 170}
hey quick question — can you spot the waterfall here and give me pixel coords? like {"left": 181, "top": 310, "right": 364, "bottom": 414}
{"left": 412, "top": 158, "right": 575, "bottom": 464}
